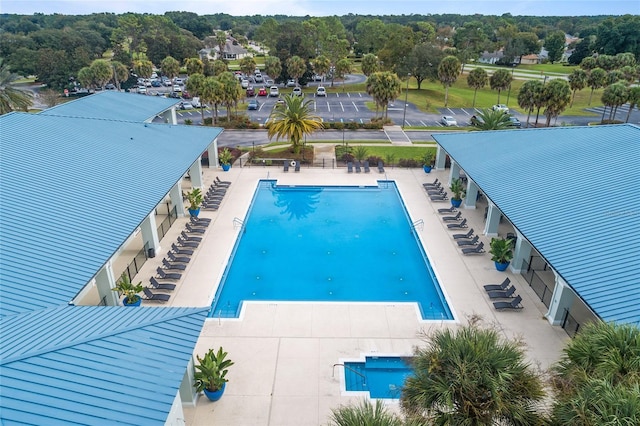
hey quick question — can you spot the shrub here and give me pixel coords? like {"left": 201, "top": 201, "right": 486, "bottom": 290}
{"left": 398, "top": 158, "right": 420, "bottom": 168}
{"left": 367, "top": 155, "right": 383, "bottom": 166}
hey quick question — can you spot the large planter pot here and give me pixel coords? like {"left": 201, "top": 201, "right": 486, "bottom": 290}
{"left": 494, "top": 261, "right": 510, "bottom": 272}
{"left": 423, "top": 165, "right": 432, "bottom": 173}
{"left": 451, "top": 198, "right": 462, "bottom": 208}
{"left": 221, "top": 164, "right": 231, "bottom": 172}
{"left": 188, "top": 208, "right": 200, "bottom": 218}
{"left": 203, "top": 383, "right": 226, "bottom": 401}
{"left": 123, "top": 296, "right": 142, "bottom": 307}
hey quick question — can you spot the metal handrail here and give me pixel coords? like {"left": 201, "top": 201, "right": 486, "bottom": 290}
{"left": 411, "top": 219, "right": 424, "bottom": 231}
{"left": 332, "top": 363, "right": 366, "bottom": 385}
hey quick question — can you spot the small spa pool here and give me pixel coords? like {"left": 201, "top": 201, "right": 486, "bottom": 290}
{"left": 342, "top": 356, "right": 414, "bottom": 399}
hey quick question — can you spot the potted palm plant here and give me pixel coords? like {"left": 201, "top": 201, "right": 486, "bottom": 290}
{"left": 489, "top": 237, "right": 514, "bottom": 271}
{"left": 194, "top": 347, "right": 234, "bottom": 402}
{"left": 219, "top": 148, "right": 233, "bottom": 171}
{"left": 112, "top": 272, "right": 144, "bottom": 306}
{"left": 421, "top": 151, "right": 435, "bottom": 173}
{"left": 186, "top": 188, "right": 203, "bottom": 217}
{"left": 449, "top": 177, "right": 466, "bottom": 208}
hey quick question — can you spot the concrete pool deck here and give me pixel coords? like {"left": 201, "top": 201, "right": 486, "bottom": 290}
{"left": 135, "top": 164, "right": 569, "bottom": 425}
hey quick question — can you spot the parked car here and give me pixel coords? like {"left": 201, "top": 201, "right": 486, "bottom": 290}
{"left": 246, "top": 86, "right": 255, "bottom": 97}
{"left": 174, "top": 77, "right": 184, "bottom": 85}
{"left": 137, "top": 86, "right": 147, "bottom": 94}
{"left": 241, "top": 79, "right": 250, "bottom": 89}
{"left": 316, "top": 86, "right": 326, "bottom": 97}
{"left": 265, "top": 79, "right": 275, "bottom": 86}
{"left": 105, "top": 83, "right": 116, "bottom": 90}
{"left": 286, "top": 79, "right": 297, "bottom": 87}
{"left": 441, "top": 116, "right": 457, "bottom": 127}
{"left": 470, "top": 115, "right": 483, "bottom": 126}
{"left": 179, "top": 101, "right": 194, "bottom": 110}
{"left": 151, "top": 80, "right": 162, "bottom": 87}
{"left": 254, "top": 73, "right": 263, "bottom": 83}
{"left": 492, "top": 104, "right": 509, "bottom": 113}
{"left": 248, "top": 99, "right": 260, "bottom": 110}
{"left": 173, "top": 84, "right": 181, "bottom": 92}
{"left": 507, "top": 116, "right": 522, "bottom": 128}
{"left": 313, "top": 74, "right": 323, "bottom": 81}
{"left": 292, "top": 87, "right": 303, "bottom": 97}
{"left": 258, "top": 87, "right": 268, "bottom": 96}
{"left": 269, "top": 86, "right": 280, "bottom": 97}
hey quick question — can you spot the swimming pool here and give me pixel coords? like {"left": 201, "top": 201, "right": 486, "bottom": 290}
{"left": 342, "top": 356, "right": 413, "bottom": 399}
{"left": 209, "top": 180, "right": 452, "bottom": 320}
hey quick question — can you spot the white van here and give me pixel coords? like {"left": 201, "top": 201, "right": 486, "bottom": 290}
{"left": 191, "top": 97, "right": 202, "bottom": 108}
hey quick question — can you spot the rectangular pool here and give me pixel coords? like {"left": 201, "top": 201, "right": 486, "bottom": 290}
{"left": 209, "top": 180, "right": 452, "bottom": 320}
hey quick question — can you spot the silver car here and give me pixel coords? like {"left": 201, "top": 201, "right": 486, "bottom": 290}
{"left": 441, "top": 116, "right": 457, "bottom": 127}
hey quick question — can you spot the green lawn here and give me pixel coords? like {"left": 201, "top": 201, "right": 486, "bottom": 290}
{"left": 516, "top": 63, "right": 576, "bottom": 75}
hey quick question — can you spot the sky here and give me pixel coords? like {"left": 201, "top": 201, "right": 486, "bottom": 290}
{"left": 1, "top": 0, "right": 639, "bottom": 17}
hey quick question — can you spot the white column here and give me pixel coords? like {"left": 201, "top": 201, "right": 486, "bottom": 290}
{"left": 179, "top": 357, "right": 198, "bottom": 406}
{"left": 546, "top": 275, "right": 574, "bottom": 326}
{"left": 95, "top": 262, "right": 119, "bottom": 306}
{"left": 170, "top": 107, "right": 178, "bottom": 125}
{"left": 483, "top": 202, "right": 501, "bottom": 236}
{"left": 189, "top": 161, "right": 203, "bottom": 189}
{"left": 464, "top": 180, "right": 478, "bottom": 209}
{"left": 434, "top": 145, "right": 446, "bottom": 170}
{"left": 448, "top": 161, "right": 460, "bottom": 186}
{"left": 140, "top": 212, "right": 161, "bottom": 256}
{"left": 510, "top": 230, "right": 532, "bottom": 273}
{"left": 170, "top": 182, "right": 185, "bottom": 218}
{"left": 208, "top": 140, "right": 219, "bottom": 169}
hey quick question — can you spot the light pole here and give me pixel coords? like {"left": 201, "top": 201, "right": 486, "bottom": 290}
{"left": 402, "top": 73, "right": 410, "bottom": 129}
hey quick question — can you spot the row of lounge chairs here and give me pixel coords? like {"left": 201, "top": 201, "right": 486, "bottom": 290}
{"left": 347, "top": 160, "right": 370, "bottom": 173}
{"left": 424, "top": 179, "right": 449, "bottom": 202}
{"left": 436, "top": 203, "right": 485, "bottom": 255}
{"left": 202, "top": 176, "right": 231, "bottom": 211}
{"left": 483, "top": 278, "right": 523, "bottom": 310}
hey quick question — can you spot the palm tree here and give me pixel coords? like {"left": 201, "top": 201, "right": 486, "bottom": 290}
{"left": 400, "top": 318, "right": 546, "bottom": 425}
{"left": 567, "top": 68, "right": 587, "bottom": 107}
{"left": 543, "top": 79, "right": 571, "bottom": 126}
{"left": 312, "top": 55, "right": 330, "bottom": 79}
{"left": 472, "top": 108, "right": 512, "bottom": 130}
{"left": 239, "top": 56, "right": 257, "bottom": 78}
{"left": 286, "top": 56, "right": 306, "bottom": 86}
{"left": 586, "top": 68, "right": 606, "bottom": 105}
{"left": 361, "top": 53, "right": 379, "bottom": 77}
{"left": 438, "top": 55, "right": 461, "bottom": 107}
{"left": 111, "top": 61, "right": 129, "bottom": 91}
{"left": 218, "top": 72, "right": 242, "bottom": 118}
{"left": 264, "top": 56, "right": 282, "bottom": 81}
{"left": 518, "top": 80, "right": 544, "bottom": 128}
{"left": 186, "top": 73, "right": 206, "bottom": 121}
{"left": 201, "top": 76, "right": 223, "bottom": 124}
{"left": 267, "top": 95, "right": 323, "bottom": 154}
{"left": 161, "top": 56, "right": 180, "bottom": 81}
{"left": 467, "top": 67, "right": 488, "bottom": 108}
{"left": 625, "top": 86, "right": 640, "bottom": 123}
{"left": 366, "top": 71, "right": 402, "bottom": 119}
{"left": 601, "top": 82, "right": 628, "bottom": 122}
{"left": 490, "top": 69, "right": 513, "bottom": 104}
{"left": 185, "top": 57, "right": 204, "bottom": 75}
{"left": 550, "top": 321, "right": 640, "bottom": 426}
{"left": 329, "top": 399, "right": 403, "bottom": 426}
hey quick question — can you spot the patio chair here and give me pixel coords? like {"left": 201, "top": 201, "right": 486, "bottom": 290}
{"left": 213, "top": 181, "right": 229, "bottom": 189}
{"left": 347, "top": 162, "right": 353, "bottom": 173}
{"left": 461, "top": 241, "right": 484, "bottom": 255}
{"left": 185, "top": 223, "right": 206, "bottom": 234}
{"left": 167, "top": 251, "right": 190, "bottom": 264}
{"left": 176, "top": 236, "right": 199, "bottom": 248}
{"left": 149, "top": 277, "right": 176, "bottom": 291}
{"left": 355, "top": 161, "right": 362, "bottom": 173}
{"left": 456, "top": 235, "right": 479, "bottom": 246}
{"left": 487, "top": 286, "right": 517, "bottom": 299}
{"left": 216, "top": 176, "right": 231, "bottom": 185}
{"left": 206, "top": 187, "right": 226, "bottom": 195}
{"left": 180, "top": 231, "right": 202, "bottom": 242}
{"left": 156, "top": 267, "right": 182, "bottom": 280}
{"left": 363, "top": 160, "right": 370, "bottom": 173}
{"left": 423, "top": 178, "right": 440, "bottom": 187}
{"left": 377, "top": 161, "right": 385, "bottom": 173}
{"left": 201, "top": 203, "right": 219, "bottom": 211}
{"left": 283, "top": 160, "right": 289, "bottom": 172}
{"left": 162, "top": 258, "right": 186, "bottom": 271}
{"left": 426, "top": 187, "right": 445, "bottom": 195}
{"left": 190, "top": 216, "right": 211, "bottom": 225}
{"left": 171, "top": 243, "right": 194, "bottom": 255}
{"left": 447, "top": 218, "right": 468, "bottom": 229}
{"left": 453, "top": 228, "right": 474, "bottom": 239}
{"left": 430, "top": 192, "right": 449, "bottom": 202}
{"left": 438, "top": 206, "right": 456, "bottom": 214}
{"left": 493, "top": 295, "right": 523, "bottom": 310}
{"left": 143, "top": 287, "right": 171, "bottom": 303}
{"left": 294, "top": 160, "right": 300, "bottom": 172}
{"left": 187, "top": 218, "right": 208, "bottom": 229}
{"left": 442, "top": 211, "right": 463, "bottom": 221}
{"left": 483, "top": 278, "right": 511, "bottom": 292}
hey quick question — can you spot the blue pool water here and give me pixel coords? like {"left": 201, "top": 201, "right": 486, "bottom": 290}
{"left": 344, "top": 356, "right": 414, "bottom": 399}
{"left": 209, "top": 180, "right": 452, "bottom": 319}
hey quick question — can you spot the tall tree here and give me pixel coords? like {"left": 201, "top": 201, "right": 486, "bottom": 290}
{"left": 184, "top": 57, "right": 203, "bottom": 75}
{"left": 397, "top": 43, "right": 443, "bottom": 90}
{"left": 601, "top": 82, "right": 629, "bottom": 122}
{"left": 285, "top": 56, "right": 306, "bottom": 85}
{"left": 361, "top": 53, "right": 379, "bottom": 77}
{"left": 438, "top": 55, "right": 461, "bottom": 107}
{"left": 267, "top": 95, "right": 323, "bottom": 154}
{"left": 543, "top": 79, "right": 571, "bottom": 126}
{"left": 218, "top": 71, "right": 242, "bottom": 118}
{"left": 160, "top": 56, "right": 180, "bottom": 80}
{"left": 264, "top": 56, "right": 282, "bottom": 82}
{"left": 568, "top": 68, "right": 587, "bottom": 107}
{"left": 201, "top": 76, "right": 223, "bottom": 124}
{"left": 366, "top": 71, "right": 402, "bottom": 118}
{"left": 400, "top": 318, "right": 546, "bottom": 425}
{"left": 489, "top": 69, "right": 512, "bottom": 104}
{"left": 545, "top": 31, "right": 566, "bottom": 64}
{"left": 586, "top": 67, "right": 606, "bottom": 105}
{"left": 0, "top": 59, "right": 33, "bottom": 114}
{"left": 133, "top": 58, "right": 153, "bottom": 79}
{"left": 312, "top": 55, "right": 330, "bottom": 79}
{"left": 238, "top": 56, "right": 257, "bottom": 78}
{"left": 580, "top": 56, "right": 597, "bottom": 72}
{"left": 518, "top": 79, "right": 544, "bottom": 127}
{"left": 111, "top": 61, "right": 129, "bottom": 90}
{"left": 89, "top": 59, "right": 112, "bottom": 89}
{"left": 186, "top": 72, "right": 206, "bottom": 121}
{"left": 467, "top": 67, "right": 488, "bottom": 108}
{"left": 334, "top": 58, "right": 352, "bottom": 83}
{"left": 215, "top": 31, "right": 227, "bottom": 60}
{"left": 625, "top": 86, "right": 640, "bottom": 123}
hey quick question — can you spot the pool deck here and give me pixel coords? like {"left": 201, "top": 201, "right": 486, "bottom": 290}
{"left": 137, "top": 164, "right": 569, "bottom": 425}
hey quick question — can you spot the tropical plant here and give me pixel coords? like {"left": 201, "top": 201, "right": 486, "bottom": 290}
{"left": 210, "top": 59, "right": 228, "bottom": 76}
{"left": 400, "top": 317, "right": 546, "bottom": 425}
{"left": 285, "top": 55, "right": 306, "bottom": 84}
{"left": 601, "top": 82, "right": 629, "bottom": 122}
{"left": 568, "top": 68, "right": 587, "bottom": 107}
{"left": 194, "top": 347, "right": 234, "bottom": 393}
{"left": 420, "top": 151, "right": 435, "bottom": 167}
{"left": 586, "top": 67, "right": 607, "bottom": 105}
{"left": 239, "top": 56, "right": 257, "bottom": 78}
{"left": 366, "top": 71, "right": 402, "bottom": 118}
{"left": 218, "top": 71, "right": 242, "bottom": 118}
{"left": 186, "top": 188, "right": 203, "bottom": 211}
{"left": 550, "top": 321, "right": 640, "bottom": 426}
{"left": 361, "top": 53, "right": 379, "bottom": 77}
{"left": 329, "top": 399, "right": 403, "bottom": 426}
{"left": 133, "top": 59, "right": 153, "bottom": 79}
{"left": 312, "top": 55, "right": 330, "bottom": 78}
{"left": 353, "top": 145, "right": 369, "bottom": 161}
{"left": 490, "top": 68, "right": 513, "bottom": 104}
{"left": 334, "top": 58, "right": 352, "bottom": 81}
{"left": 467, "top": 67, "right": 488, "bottom": 108}
{"left": 438, "top": 55, "right": 461, "bottom": 107}
{"left": 185, "top": 57, "right": 204, "bottom": 75}
{"left": 111, "top": 61, "right": 129, "bottom": 90}
{"left": 267, "top": 95, "right": 323, "bottom": 154}
{"left": 489, "top": 237, "right": 514, "bottom": 264}
{"left": 186, "top": 73, "right": 206, "bottom": 120}
{"left": 472, "top": 108, "right": 512, "bottom": 130}
{"left": 449, "top": 177, "right": 466, "bottom": 201}
{"left": 264, "top": 56, "right": 282, "bottom": 81}
{"left": 543, "top": 79, "right": 572, "bottom": 127}
{"left": 201, "top": 76, "right": 223, "bottom": 124}
{"left": 518, "top": 80, "right": 544, "bottom": 128}
{"left": 218, "top": 148, "right": 233, "bottom": 166}
{"left": 625, "top": 86, "right": 640, "bottom": 123}
{"left": 112, "top": 272, "right": 144, "bottom": 305}
{"left": 160, "top": 56, "right": 180, "bottom": 80}
{"left": 90, "top": 59, "right": 113, "bottom": 89}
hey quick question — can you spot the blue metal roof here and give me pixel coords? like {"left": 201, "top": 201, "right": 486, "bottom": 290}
{"left": 434, "top": 124, "right": 640, "bottom": 325}
{"left": 0, "top": 306, "right": 208, "bottom": 425}
{"left": 40, "top": 90, "right": 179, "bottom": 122}
{"left": 0, "top": 112, "right": 222, "bottom": 317}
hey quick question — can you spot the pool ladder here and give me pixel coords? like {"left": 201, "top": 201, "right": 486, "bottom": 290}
{"left": 410, "top": 219, "right": 424, "bottom": 232}
{"left": 233, "top": 217, "right": 244, "bottom": 230}
{"left": 332, "top": 363, "right": 366, "bottom": 386}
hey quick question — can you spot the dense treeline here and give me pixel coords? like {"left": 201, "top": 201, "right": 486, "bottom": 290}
{"left": 0, "top": 12, "right": 638, "bottom": 90}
